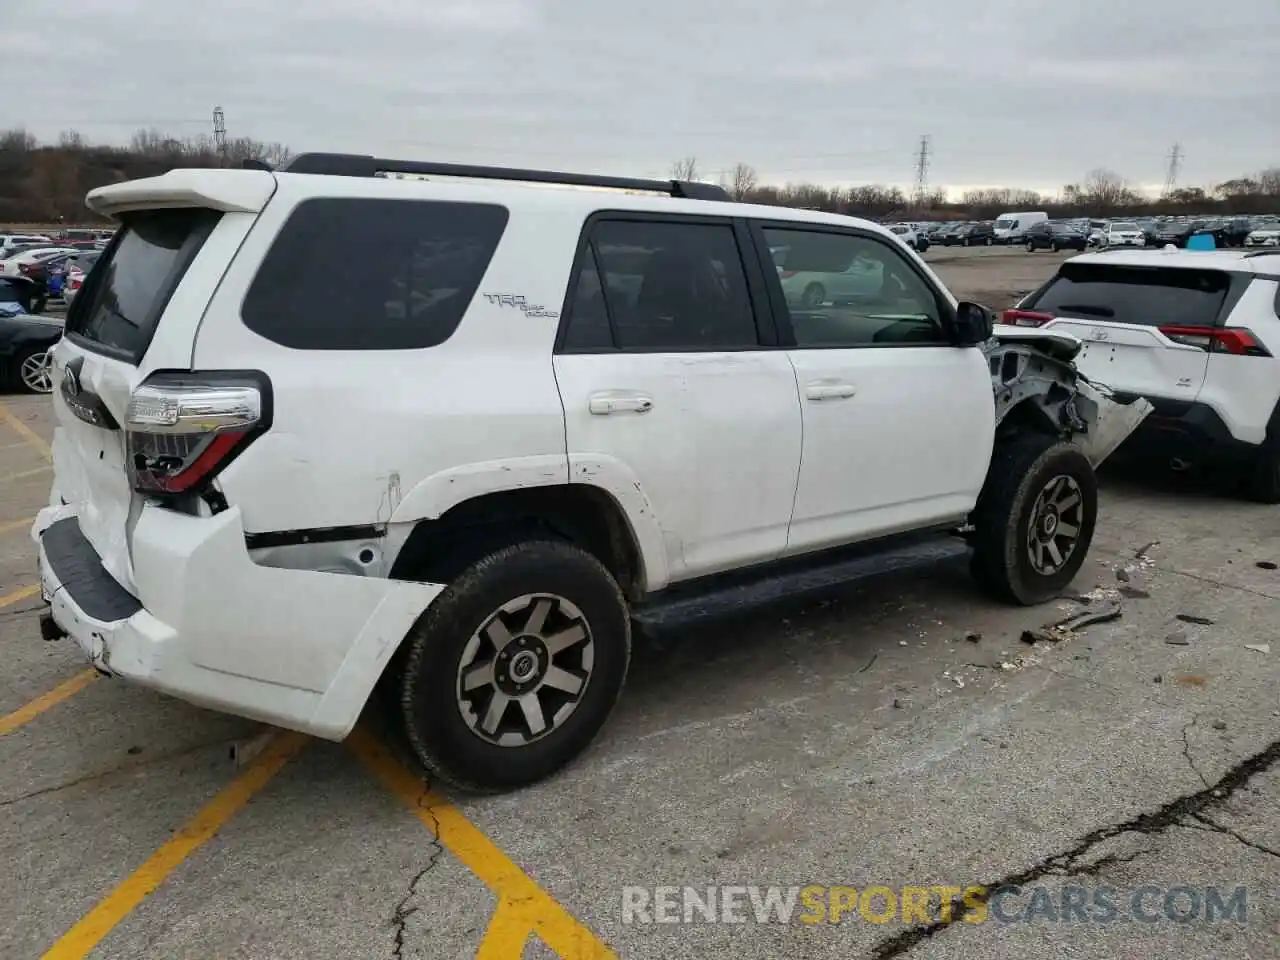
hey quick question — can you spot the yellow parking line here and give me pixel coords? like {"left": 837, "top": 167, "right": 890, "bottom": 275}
{"left": 0, "top": 516, "right": 35, "bottom": 536}
{"left": 0, "top": 583, "right": 40, "bottom": 609}
{"left": 349, "top": 729, "right": 617, "bottom": 959}
{"left": 0, "top": 402, "right": 52, "bottom": 461}
{"left": 0, "top": 669, "right": 97, "bottom": 737}
{"left": 0, "top": 464, "right": 52, "bottom": 482}
{"left": 476, "top": 898, "right": 534, "bottom": 958}
{"left": 41, "top": 730, "right": 308, "bottom": 960}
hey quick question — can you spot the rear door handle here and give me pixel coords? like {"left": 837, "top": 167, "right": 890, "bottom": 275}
{"left": 589, "top": 392, "right": 654, "bottom": 415}
{"left": 805, "top": 381, "right": 857, "bottom": 401}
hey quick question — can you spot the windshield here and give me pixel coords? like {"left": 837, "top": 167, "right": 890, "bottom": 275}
{"left": 1110, "top": 222, "right": 1139, "bottom": 232}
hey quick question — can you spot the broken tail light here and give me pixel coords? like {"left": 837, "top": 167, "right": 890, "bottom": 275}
{"left": 1001, "top": 309, "right": 1053, "bottom": 327}
{"left": 1157, "top": 326, "right": 1272, "bottom": 357}
{"left": 125, "top": 371, "right": 273, "bottom": 496}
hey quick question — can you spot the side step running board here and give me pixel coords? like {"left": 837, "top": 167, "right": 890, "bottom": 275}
{"left": 633, "top": 537, "right": 970, "bottom": 629}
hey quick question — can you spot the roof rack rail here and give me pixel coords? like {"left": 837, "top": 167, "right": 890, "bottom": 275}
{"left": 277, "top": 152, "right": 731, "bottom": 201}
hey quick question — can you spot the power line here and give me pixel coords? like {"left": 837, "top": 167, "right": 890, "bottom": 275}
{"left": 913, "top": 135, "right": 931, "bottom": 205}
{"left": 212, "top": 106, "right": 227, "bottom": 165}
{"left": 1162, "top": 142, "right": 1182, "bottom": 197}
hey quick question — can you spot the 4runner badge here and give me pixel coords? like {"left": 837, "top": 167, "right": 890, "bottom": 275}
{"left": 1089, "top": 329, "right": 1111, "bottom": 342}
{"left": 482, "top": 293, "right": 559, "bottom": 319}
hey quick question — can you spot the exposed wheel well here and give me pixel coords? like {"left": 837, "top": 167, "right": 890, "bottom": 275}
{"left": 388, "top": 485, "right": 646, "bottom": 601}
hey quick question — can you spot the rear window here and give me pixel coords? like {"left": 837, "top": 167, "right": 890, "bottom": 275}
{"left": 1027, "top": 263, "right": 1233, "bottom": 327}
{"left": 242, "top": 198, "right": 508, "bottom": 350}
{"left": 65, "top": 208, "right": 221, "bottom": 363}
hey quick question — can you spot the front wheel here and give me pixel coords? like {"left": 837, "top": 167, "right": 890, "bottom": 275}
{"left": 397, "top": 540, "right": 631, "bottom": 792}
{"left": 12, "top": 345, "right": 54, "bottom": 394}
{"left": 1025, "top": 242, "right": 1035, "bottom": 253}
{"left": 985, "top": 237, "right": 992, "bottom": 246}
{"left": 801, "top": 282, "right": 826, "bottom": 307}
{"left": 969, "top": 435, "right": 1098, "bottom": 605}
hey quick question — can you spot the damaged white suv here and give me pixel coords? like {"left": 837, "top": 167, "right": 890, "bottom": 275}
{"left": 33, "top": 154, "right": 1149, "bottom": 792}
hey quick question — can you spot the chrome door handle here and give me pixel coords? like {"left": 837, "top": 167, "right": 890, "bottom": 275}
{"left": 589, "top": 393, "right": 654, "bottom": 415}
{"left": 805, "top": 382, "right": 857, "bottom": 401}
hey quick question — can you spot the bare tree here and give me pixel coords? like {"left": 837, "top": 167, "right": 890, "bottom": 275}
{"left": 722, "top": 162, "right": 757, "bottom": 200}
{"left": 1258, "top": 167, "right": 1280, "bottom": 196}
{"left": 1078, "top": 168, "right": 1139, "bottom": 207}
{"left": 671, "top": 156, "right": 699, "bottom": 182}
{"left": 0, "top": 128, "right": 37, "bottom": 153}
{"left": 57, "top": 130, "right": 85, "bottom": 151}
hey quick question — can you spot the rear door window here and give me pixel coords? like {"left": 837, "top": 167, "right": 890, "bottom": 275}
{"left": 560, "top": 219, "right": 760, "bottom": 352}
{"left": 1026, "top": 263, "right": 1233, "bottom": 327}
{"left": 241, "top": 198, "right": 508, "bottom": 350}
{"left": 65, "top": 208, "right": 222, "bottom": 363}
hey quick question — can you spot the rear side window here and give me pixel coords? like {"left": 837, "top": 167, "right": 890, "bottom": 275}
{"left": 1026, "top": 263, "right": 1232, "bottom": 327}
{"left": 242, "top": 198, "right": 508, "bottom": 350}
{"left": 65, "top": 208, "right": 221, "bottom": 363}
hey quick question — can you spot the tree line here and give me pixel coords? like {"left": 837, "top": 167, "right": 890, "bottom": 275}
{"left": 0, "top": 128, "right": 291, "bottom": 224}
{"left": 676, "top": 157, "right": 1280, "bottom": 221}
{"left": 2, "top": 127, "right": 1276, "bottom": 225}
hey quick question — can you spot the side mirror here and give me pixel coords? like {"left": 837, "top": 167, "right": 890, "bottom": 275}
{"left": 953, "top": 301, "right": 994, "bottom": 346}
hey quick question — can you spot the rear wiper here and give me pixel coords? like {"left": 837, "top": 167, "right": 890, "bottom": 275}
{"left": 1055, "top": 304, "right": 1115, "bottom": 318}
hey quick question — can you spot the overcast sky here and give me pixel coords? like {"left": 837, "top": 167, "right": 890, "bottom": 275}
{"left": 3, "top": 0, "right": 1277, "bottom": 197}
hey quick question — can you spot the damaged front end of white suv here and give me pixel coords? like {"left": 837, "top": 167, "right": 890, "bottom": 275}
{"left": 984, "top": 325, "right": 1153, "bottom": 467}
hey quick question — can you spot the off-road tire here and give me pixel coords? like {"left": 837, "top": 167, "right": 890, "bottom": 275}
{"left": 398, "top": 540, "right": 630, "bottom": 793}
{"left": 1242, "top": 444, "right": 1280, "bottom": 504}
{"left": 970, "top": 435, "right": 1098, "bottom": 605}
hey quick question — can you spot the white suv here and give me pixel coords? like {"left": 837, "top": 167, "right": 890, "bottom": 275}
{"left": 1005, "top": 248, "right": 1280, "bottom": 501}
{"left": 33, "top": 154, "right": 1147, "bottom": 792}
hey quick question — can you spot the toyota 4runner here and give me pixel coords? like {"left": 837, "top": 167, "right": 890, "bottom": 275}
{"left": 33, "top": 154, "right": 1150, "bottom": 792}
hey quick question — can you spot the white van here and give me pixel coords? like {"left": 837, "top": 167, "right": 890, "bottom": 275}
{"left": 993, "top": 212, "right": 1048, "bottom": 244}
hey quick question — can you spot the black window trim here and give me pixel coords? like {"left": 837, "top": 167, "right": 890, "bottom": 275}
{"left": 554, "top": 210, "right": 782, "bottom": 355}
{"left": 746, "top": 218, "right": 959, "bottom": 350}
{"left": 64, "top": 209, "right": 222, "bottom": 365}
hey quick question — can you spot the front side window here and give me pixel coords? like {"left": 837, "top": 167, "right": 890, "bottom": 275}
{"left": 764, "top": 227, "right": 946, "bottom": 347}
{"left": 561, "top": 219, "right": 758, "bottom": 351}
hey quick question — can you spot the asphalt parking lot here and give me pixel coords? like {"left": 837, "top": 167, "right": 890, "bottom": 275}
{"left": 2, "top": 246, "right": 1278, "bottom": 960}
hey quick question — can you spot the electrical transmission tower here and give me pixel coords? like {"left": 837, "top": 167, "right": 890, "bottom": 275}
{"left": 1162, "top": 143, "right": 1182, "bottom": 198}
{"left": 212, "top": 106, "right": 227, "bottom": 165}
{"left": 913, "top": 135, "right": 931, "bottom": 206}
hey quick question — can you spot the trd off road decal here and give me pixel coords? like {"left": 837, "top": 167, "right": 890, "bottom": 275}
{"left": 482, "top": 293, "right": 559, "bottom": 319}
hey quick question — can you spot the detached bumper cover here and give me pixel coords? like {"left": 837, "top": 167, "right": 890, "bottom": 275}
{"left": 35, "top": 505, "right": 443, "bottom": 739}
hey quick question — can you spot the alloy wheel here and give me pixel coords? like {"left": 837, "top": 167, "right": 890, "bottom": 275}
{"left": 456, "top": 593, "right": 594, "bottom": 747}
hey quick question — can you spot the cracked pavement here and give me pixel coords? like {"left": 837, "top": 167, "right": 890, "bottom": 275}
{"left": 2, "top": 247, "right": 1278, "bottom": 959}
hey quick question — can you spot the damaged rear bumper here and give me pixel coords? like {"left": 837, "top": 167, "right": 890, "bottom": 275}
{"left": 34, "top": 504, "right": 443, "bottom": 739}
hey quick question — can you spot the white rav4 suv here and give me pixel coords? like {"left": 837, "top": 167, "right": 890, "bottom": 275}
{"left": 1004, "top": 248, "right": 1280, "bottom": 502}
{"left": 32, "top": 154, "right": 1149, "bottom": 792}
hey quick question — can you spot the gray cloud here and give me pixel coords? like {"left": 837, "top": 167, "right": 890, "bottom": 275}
{"left": 2, "top": 0, "right": 1276, "bottom": 194}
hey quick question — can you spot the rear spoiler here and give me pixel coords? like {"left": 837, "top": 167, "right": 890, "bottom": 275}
{"left": 85, "top": 168, "right": 277, "bottom": 218}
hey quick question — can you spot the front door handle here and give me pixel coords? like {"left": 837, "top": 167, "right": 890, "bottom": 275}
{"left": 805, "top": 381, "right": 857, "bottom": 401}
{"left": 589, "top": 392, "right": 654, "bottom": 415}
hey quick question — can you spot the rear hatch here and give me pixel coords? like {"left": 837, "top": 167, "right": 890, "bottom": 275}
{"left": 48, "top": 171, "right": 275, "bottom": 593}
{"left": 1007, "top": 261, "right": 1240, "bottom": 402}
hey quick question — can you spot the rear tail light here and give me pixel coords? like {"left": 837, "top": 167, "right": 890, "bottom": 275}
{"left": 779, "top": 270, "right": 797, "bottom": 278}
{"left": 1158, "top": 325, "right": 1272, "bottom": 357}
{"left": 125, "top": 371, "right": 272, "bottom": 495}
{"left": 18, "top": 262, "right": 40, "bottom": 276}
{"left": 1001, "top": 309, "right": 1053, "bottom": 327}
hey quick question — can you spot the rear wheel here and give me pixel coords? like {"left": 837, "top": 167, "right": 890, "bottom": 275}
{"left": 970, "top": 435, "right": 1098, "bottom": 605}
{"left": 801, "top": 282, "right": 826, "bottom": 307}
{"left": 397, "top": 540, "right": 630, "bottom": 792}
{"left": 1242, "top": 445, "right": 1280, "bottom": 504}
{"left": 1025, "top": 241, "right": 1035, "bottom": 253}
